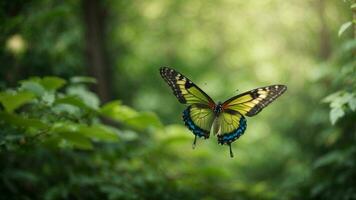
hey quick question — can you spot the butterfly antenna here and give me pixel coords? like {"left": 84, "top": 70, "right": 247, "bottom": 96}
{"left": 229, "top": 143, "right": 234, "bottom": 158}
{"left": 192, "top": 135, "right": 197, "bottom": 149}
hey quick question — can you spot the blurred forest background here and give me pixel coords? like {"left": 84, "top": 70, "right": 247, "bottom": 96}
{"left": 0, "top": 0, "right": 355, "bottom": 199}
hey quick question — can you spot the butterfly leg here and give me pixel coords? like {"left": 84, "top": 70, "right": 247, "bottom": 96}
{"left": 229, "top": 143, "right": 234, "bottom": 158}
{"left": 192, "top": 135, "right": 197, "bottom": 149}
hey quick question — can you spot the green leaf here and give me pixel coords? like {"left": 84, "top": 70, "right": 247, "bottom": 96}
{"left": 0, "top": 112, "right": 48, "bottom": 129}
{"left": 20, "top": 81, "right": 46, "bottom": 96}
{"left": 330, "top": 107, "right": 344, "bottom": 125}
{"left": 100, "top": 101, "right": 138, "bottom": 121}
{"left": 124, "top": 112, "right": 163, "bottom": 130}
{"left": 40, "top": 76, "right": 66, "bottom": 91}
{"left": 54, "top": 96, "right": 90, "bottom": 110}
{"left": 41, "top": 92, "right": 55, "bottom": 105}
{"left": 348, "top": 95, "right": 356, "bottom": 111}
{"left": 52, "top": 104, "right": 80, "bottom": 116}
{"left": 70, "top": 76, "right": 97, "bottom": 84}
{"left": 66, "top": 85, "right": 99, "bottom": 110}
{"left": 100, "top": 101, "right": 162, "bottom": 130}
{"left": 78, "top": 124, "right": 119, "bottom": 142}
{"left": 330, "top": 92, "right": 352, "bottom": 108}
{"left": 52, "top": 123, "right": 118, "bottom": 143}
{"left": 313, "top": 151, "right": 342, "bottom": 168}
{"left": 0, "top": 91, "right": 35, "bottom": 112}
{"left": 58, "top": 131, "right": 93, "bottom": 150}
{"left": 323, "top": 92, "right": 341, "bottom": 103}
{"left": 351, "top": 3, "right": 356, "bottom": 9}
{"left": 338, "top": 21, "right": 352, "bottom": 37}
{"left": 20, "top": 77, "right": 65, "bottom": 93}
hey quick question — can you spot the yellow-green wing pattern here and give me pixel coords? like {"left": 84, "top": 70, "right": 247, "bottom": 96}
{"left": 183, "top": 104, "right": 215, "bottom": 139}
{"left": 222, "top": 85, "right": 287, "bottom": 117}
{"left": 160, "top": 67, "right": 215, "bottom": 107}
{"left": 215, "top": 110, "right": 247, "bottom": 145}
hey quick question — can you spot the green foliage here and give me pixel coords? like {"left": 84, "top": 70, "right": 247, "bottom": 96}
{"left": 0, "top": 91, "right": 35, "bottom": 113}
{"left": 1, "top": 0, "right": 356, "bottom": 200}
{"left": 323, "top": 91, "right": 356, "bottom": 124}
{"left": 0, "top": 77, "right": 184, "bottom": 199}
{"left": 0, "top": 77, "right": 120, "bottom": 151}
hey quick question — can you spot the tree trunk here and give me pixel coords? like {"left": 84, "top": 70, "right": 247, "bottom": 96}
{"left": 353, "top": 0, "right": 356, "bottom": 57}
{"left": 82, "top": 0, "right": 111, "bottom": 102}
{"left": 317, "top": 0, "right": 331, "bottom": 60}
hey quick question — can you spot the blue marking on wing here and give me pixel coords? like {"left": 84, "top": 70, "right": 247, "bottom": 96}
{"left": 182, "top": 107, "right": 210, "bottom": 139}
{"left": 217, "top": 116, "right": 247, "bottom": 145}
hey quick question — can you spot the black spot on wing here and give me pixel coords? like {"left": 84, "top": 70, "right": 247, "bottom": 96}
{"left": 185, "top": 80, "right": 193, "bottom": 88}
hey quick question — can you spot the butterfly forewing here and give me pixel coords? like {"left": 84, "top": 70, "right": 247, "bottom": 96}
{"left": 222, "top": 85, "right": 287, "bottom": 117}
{"left": 160, "top": 67, "right": 215, "bottom": 107}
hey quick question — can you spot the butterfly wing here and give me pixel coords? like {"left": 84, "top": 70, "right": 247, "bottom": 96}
{"left": 212, "top": 110, "right": 247, "bottom": 157}
{"left": 222, "top": 85, "right": 287, "bottom": 117}
{"left": 183, "top": 104, "right": 215, "bottom": 139}
{"left": 160, "top": 67, "right": 216, "bottom": 141}
{"left": 215, "top": 110, "right": 247, "bottom": 145}
{"left": 160, "top": 67, "right": 215, "bottom": 107}
{"left": 216, "top": 85, "right": 286, "bottom": 157}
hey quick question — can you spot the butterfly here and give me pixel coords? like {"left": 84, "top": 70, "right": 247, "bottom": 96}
{"left": 159, "top": 67, "right": 287, "bottom": 157}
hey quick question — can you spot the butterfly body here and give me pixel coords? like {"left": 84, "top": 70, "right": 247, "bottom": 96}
{"left": 160, "top": 67, "right": 287, "bottom": 157}
{"left": 213, "top": 102, "right": 223, "bottom": 116}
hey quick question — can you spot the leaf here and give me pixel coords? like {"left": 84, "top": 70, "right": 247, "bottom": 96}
{"left": 52, "top": 123, "right": 119, "bottom": 143}
{"left": 330, "top": 107, "right": 344, "bottom": 125}
{"left": 41, "top": 92, "right": 55, "bottom": 105}
{"left": 351, "top": 3, "right": 356, "bottom": 9}
{"left": 58, "top": 131, "right": 93, "bottom": 150}
{"left": 70, "top": 76, "right": 97, "bottom": 84}
{"left": 124, "top": 112, "right": 163, "bottom": 130}
{"left": 119, "top": 130, "right": 138, "bottom": 141}
{"left": 348, "top": 95, "right": 356, "bottom": 111}
{"left": 77, "top": 124, "right": 119, "bottom": 142}
{"left": 100, "top": 101, "right": 162, "bottom": 130}
{"left": 21, "top": 76, "right": 66, "bottom": 92}
{"left": 313, "top": 151, "right": 342, "bottom": 168}
{"left": 54, "top": 96, "right": 90, "bottom": 110}
{"left": 0, "top": 91, "right": 35, "bottom": 112}
{"left": 20, "top": 81, "right": 46, "bottom": 96}
{"left": 66, "top": 85, "right": 99, "bottom": 110}
{"left": 100, "top": 101, "right": 138, "bottom": 121}
{"left": 40, "top": 77, "right": 66, "bottom": 91}
{"left": 0, "top": 112, "right": 48, "bottom": 129}
{"left": 338, "top": 21, "right": 352, "bottom": 37}
{"left": 52, "top": 104, "right": 80, "bottom": 116}
{"left": 330, "top": 92, "right": 352, "bottom": 108}
{"left": 323, "top": 92, "right": 341, "bottom": 103}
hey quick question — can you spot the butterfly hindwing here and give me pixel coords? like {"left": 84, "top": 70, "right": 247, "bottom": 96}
{"left": 160, "top": 67, "right": 215, "bottom": 107}
{"left": 215, "top": 110, "right": 247, "bottom": 145}
{"left": 222, "top": 85, "right": 287, "bottom": 117}
{"left": 183, "top": 104, "right": 215, "bottom": 139}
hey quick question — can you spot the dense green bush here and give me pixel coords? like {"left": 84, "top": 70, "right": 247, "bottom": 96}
{"left": 0, "top": 77, "right": 175, "bottom": 200}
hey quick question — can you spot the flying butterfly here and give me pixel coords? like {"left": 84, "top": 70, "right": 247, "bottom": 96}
{"left": 159, "top": 67, "right": 287, "bottom": 157}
